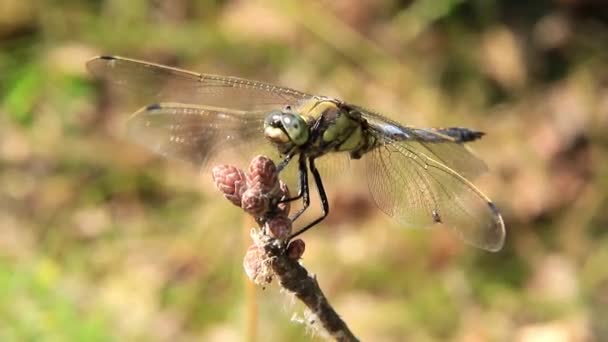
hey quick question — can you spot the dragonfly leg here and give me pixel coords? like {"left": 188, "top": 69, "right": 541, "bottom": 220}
{"left": 276, "top": 151, "right": 306, "bottom": 202}
{"left": 289, "top": 157, "right": 329, "bottom": 240}
{"left": 276, "top": 151, "right": 297, "bottom": 172}
{"left": 287, "top": 155, "right": 310, "bottom": 222}
{"left": 278, "top": 164, "right": 305, "bottom": 203}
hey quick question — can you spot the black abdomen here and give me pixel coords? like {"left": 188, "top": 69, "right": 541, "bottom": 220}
{"left": 436, "top": 127, "right": 485, "bottom": 143}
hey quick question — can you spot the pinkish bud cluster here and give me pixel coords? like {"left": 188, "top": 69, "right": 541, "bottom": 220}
{"left": 212, "top": 155, "right": 287, "bottom": 217}
{"left": 213, "top": 155, "right": 306, "bottom": 284}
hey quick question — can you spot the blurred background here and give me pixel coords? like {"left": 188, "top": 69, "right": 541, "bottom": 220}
{"left": 1, "top": 0, "right": 607, "bottom": 341}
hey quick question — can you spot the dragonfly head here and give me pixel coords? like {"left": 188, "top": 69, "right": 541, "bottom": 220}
{"left": 264, "top": 109, "right": 310, "bottom": 152}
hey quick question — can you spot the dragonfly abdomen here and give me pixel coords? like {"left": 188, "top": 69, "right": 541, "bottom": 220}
{"left": 435, "top": 127, "right": 485, "bottom": 143}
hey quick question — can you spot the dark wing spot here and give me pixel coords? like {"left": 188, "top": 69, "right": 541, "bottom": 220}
{"left": 146, "top": 103, "right": 162, "bottom": 111}
{"left": 488, "top": 202, "right": 502, "bottom": 222}
{"left": 432, "top": 210, "right": 442, "bottom": 223}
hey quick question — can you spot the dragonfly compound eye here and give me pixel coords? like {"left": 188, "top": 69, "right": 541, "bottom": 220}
{"left": 280, "top": 113, "right": 309, "bottom": 146}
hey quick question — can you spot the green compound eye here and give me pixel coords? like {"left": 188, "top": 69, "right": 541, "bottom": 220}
{"left": 280, "top": 113, "right": 309, "bottom": 146}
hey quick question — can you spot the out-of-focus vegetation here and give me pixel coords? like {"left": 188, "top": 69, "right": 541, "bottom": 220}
{"left": 1, "top": 0, "right": 607, "bottom": 341}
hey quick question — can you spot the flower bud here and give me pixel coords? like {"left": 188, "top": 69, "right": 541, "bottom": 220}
{"left": 287, "top": 239, "right": 305, "bottom": 260}
{"left": 265, "top": 215, "right": 292, "bottom": 240}
{"left": 241, "top": 187, "right": 269, "bottom": 216}
{"left": 211, "top": 165, "right": 247, "bottom": 207}
{"left": 243, "top": 244, "right": 265, "bottom": 282}
{"left": 247, "top": 155, "right": 278, "bottom": 193}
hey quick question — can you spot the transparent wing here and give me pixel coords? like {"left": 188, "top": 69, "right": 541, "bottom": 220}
{"left": 127, "top": 102, "right": 273, "bottom": 168}
{"left": 87, "top": 55, "right": 314, "bottom": 110}
{"left": 402, "top": 128, "right": 488, "bottom": 180}
{"left": 356, "top": 106, "right": 488, "bottom": 179}
{"left": 364, "top": 131, "right": 505, "bottom": 251}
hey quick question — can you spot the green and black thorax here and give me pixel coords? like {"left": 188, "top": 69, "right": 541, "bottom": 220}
{"left": 263, "top": 97, "right": 376, "bottom": 160}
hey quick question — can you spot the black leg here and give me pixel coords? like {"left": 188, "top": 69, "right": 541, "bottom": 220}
{"left": 287, "top": 154, "right": 310, "bottom": 222}
{"left": 289, "top": 157, "right": 329, "bottom": 239}
{"left": 276, "top": 151, "right": 296, "bottom": 172}
{"left": 278, "top": 168, "right": 306, "bottom": 203}
{"left": 275, "top": 151, "right": 305, "bottom": 203}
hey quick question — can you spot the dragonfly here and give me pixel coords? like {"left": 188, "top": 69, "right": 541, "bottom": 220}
{"left": 87, "top": 55, "right": 506, "bottom": 252}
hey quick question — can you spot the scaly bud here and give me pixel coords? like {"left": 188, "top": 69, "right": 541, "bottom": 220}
{"left": 241, "top": 187, "right": 270, "bottom": 216}
{"left": 243, "top": 244, "right": 265, "bottom": 283}
{"left": 265, "top": 215, "right": 292, "bottom": 240}
{"left": 211, "top": 165, "right": 248, "bottom": 207}
{"left": 287, "top": 239, "right": 305, "bottom": 260}
{"left": 247, "top": 155, "right": 279, "bottom": 193}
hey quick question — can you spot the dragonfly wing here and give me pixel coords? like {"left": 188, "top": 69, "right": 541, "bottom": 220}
{"left": 364, "top": 132, "right": 505, "bottom": 251}
{"left": 357, "top": 106, "right": 488, "bottom": 179}
{"left": 406, "top": 128, "right": 488, "bottom": 180}
{"left": 87, "top": 56, "right": 314, "bottom": 110}
{"left": 127, "top": 102, "right": 270, "bottom": 168}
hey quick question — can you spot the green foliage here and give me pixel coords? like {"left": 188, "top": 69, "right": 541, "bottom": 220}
{"left": 3, "top": 63, "right": 43, "bottom": 126}
{"left": 0, "top": 259, "right": 112, "bottom": 342}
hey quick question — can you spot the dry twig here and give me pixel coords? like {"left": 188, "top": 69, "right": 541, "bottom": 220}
{"left": 212, "top": 155, "right": 359, "bottom": 342}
